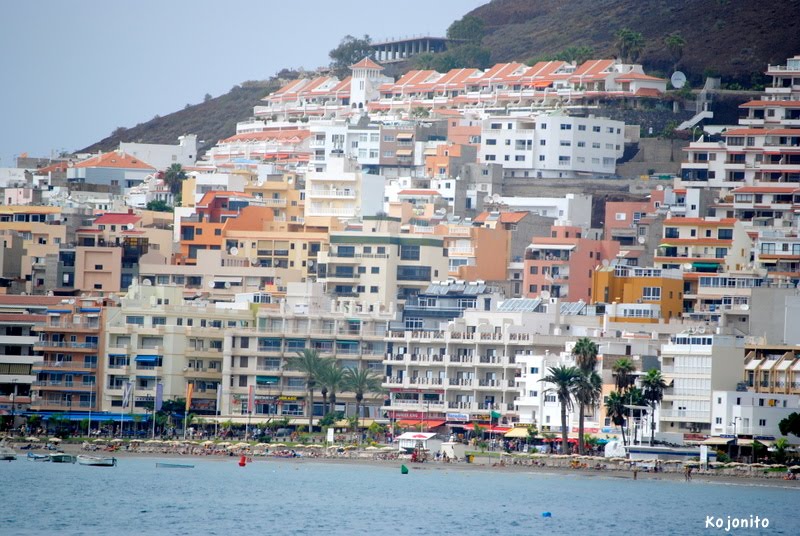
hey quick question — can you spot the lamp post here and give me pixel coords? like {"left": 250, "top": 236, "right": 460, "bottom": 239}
{"left": 10, "top": 379, "right": 17, "bottom": 435}
{"left": 731, "top": 416, "right": 741, "bottom": 461}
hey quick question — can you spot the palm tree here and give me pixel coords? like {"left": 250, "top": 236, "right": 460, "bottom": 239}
{"left": 612, "top": 358, "right": 636, "bottom": 393}
{"left": 572, "top": 337, "right": 599, "bottom": 372}
{"left": 614, "top": 28, "right": 645, "bottom": 63}
{"left": 663, "top": 32, "right": 686, "bottom": 70}
{"left": 572, "top": 371, "right": 602, "bottom": 454}
{"left": 286, "top": 349, "right": 326, "bottom": 433}
{"left": 317, "top": 359, "right": 346, "bottom": 416}
{"left": 541, "top": 365, "right": 582, "bottom": 454}
{"left": 163, "top": 163, "right": 187, "bottom": 196}
{"left": 342, "top": 366, "right": 384, "bottom": 438}
{"left": 641, "top": 369, "right": 668, "bottom": 443}
{"left": 605, "top": 390, "right": 628, "bottom": 446}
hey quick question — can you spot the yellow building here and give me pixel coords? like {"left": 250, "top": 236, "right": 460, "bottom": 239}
{"left": 0, "top": 206, "right": 65, "bottom": 291}
{"left": 591, "top": 265, "right": 684, "bottom": 322}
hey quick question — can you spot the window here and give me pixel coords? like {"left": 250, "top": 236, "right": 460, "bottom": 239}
{"left": 126, "top": 316, "right": 144, "bottom": 325}
{"left": 530, "top": 367, "right": 539, "bottom": 374}
{"left": 540, "top": 123, "right": 547, "bottom": 129}
{"left": 560, "top": 123, "right": 572, "bottom": 130}
{"left": 592, "top": 142, "right": 600, "bottom": 149}
{"left": 240, "top": 337, "right": 250, "bottom": 349}
{"left": 94, "top": 264, "right": 103, "bottom": 270}
{"left": 718, "top": 229, "right": 733, "bottom": 239}
{"left": 758, "top": 419, "right": 766, "bottom": 427}
{"left": 152, "top": 317, "right": 166, "bottom": 326}
{"left": 715, "top": 417, "right": 722, "bottom": 424}
{"left": 529, "top": 266, "right": 538, "bottom": 275}
{"left": 560, "top": 140, "right": 571, "bottom": 146}
{"left": 592, "top": 126, "right": 601, "bottom": 133}
{"left": 642, "top": 287, "right": 661, "bottom": 301}
{"left": 400, "top": 245, "right": 420, "bottom": 260}
{"left": 370, "top": 286, "right": 378, "bottom": 293}
{"left": 486, "top": 139, "right": 497, "bottom": 145}
{"left": 371, "top": 267, "right": 379, "bottom": 274}
{"left": 396, "top": 265, "right": 431, "bottom": 281}
{"left": 529, "top": 284, "right": 538, "bottom": 293}
{"left": 485, "top": 155, "right": 496, "bottom": 161}
{"left": 540, "top": 140, "right": 546, "bottom": 146}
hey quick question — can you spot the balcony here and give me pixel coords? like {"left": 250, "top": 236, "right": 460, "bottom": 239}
{"left": 448, "top": 378, "right": 474, "bottom": 387}
{"left": 659, "top": 410, "right": 710, "bottom": 421}
{"left": 409, "top": 377, "right": 444, "bottom": 386}
{"left": 35, "top": 321, "right": 101, "bottom": 332}
{"left": 447, "top": 355, "right": 474, "bottom": 365}
{"left": 32, "top": 360, "right": 98, "bottom": 372}
{"left": 30, "top": 400, "right": 96, "bottom": 411}
{"left": 32, "top": 381, "right": 94, "bottom": 392}
{"left": 307, "top": 189, "right": 356, "bottom": 199}
{"left": 34, "top": 340, "right": 99, "bottom": 351}
{"left": 448, "top": 246, "right": 475, "bottom": 256}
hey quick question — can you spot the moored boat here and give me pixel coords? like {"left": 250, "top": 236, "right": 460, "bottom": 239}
{"left": 156, "top": 462, "right": 195, "bottom": 469}
{"left": 27, "top": 452, "right": 50, "bottom": 462}
{"left": 77, "top": 454, "right": 117, "bottom": 467}
{"left": 49, "top": 452, "right": 77, "bottom": 463}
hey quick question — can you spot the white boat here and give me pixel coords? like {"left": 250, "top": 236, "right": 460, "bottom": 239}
{"left": 0, "top": 444, "right": 17, "bottom": 461}
{"left": 49, "top": 452, "right": 77, "bottom": 463}
{"left": 27, "top": 452, "right": 50, "bottom": 462}
{"left": 77, "top": 454, "right": 117, "bottom": 467}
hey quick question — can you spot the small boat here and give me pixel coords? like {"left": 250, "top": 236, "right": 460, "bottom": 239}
{"left": 156, "top": 462, "right": 195, "bottom": 469}
{"left": 0, "top": 444, "right": 17, "bottom": 461}
{"left": 77, "top": 454, "right": 117, "bottom": 467}
{"left": 27, "top": 452, "right": 51, "bottom": 462}
{"left": 49, "top": 453, "right": 77, "bottom": 464}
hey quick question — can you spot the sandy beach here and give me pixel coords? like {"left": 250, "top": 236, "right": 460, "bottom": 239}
{"left": 11, "top": 440, "right": 800, "bottom": 490}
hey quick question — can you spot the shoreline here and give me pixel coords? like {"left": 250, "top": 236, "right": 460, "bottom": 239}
{"left": 12, "top": 440, "right": 800, "bottom": 490}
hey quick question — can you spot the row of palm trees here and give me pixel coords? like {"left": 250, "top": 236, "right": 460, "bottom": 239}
{"left": 541, "top": 338, "right": 668, "bottom": 453}
{"left": 287, "top": 349, "right": 384, "bottom": 432}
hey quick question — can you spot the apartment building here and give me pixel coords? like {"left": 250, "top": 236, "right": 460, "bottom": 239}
{"left": 30, "top": 298, "right": 104, "bottom": 418}
{"left": 0, "top": 206, "right": 65, "bottom": 293}
{"left": 478, "top": 113, "right": 625, "bottom": 179}
{"left": 711, "top": 390, "right": 800, "bottom": 442}
{"left": 223, "top": 282, "right": 394, "bottom": 422}
{"left": 658, "top": 332, "right": 744, "bottom": 435}
{"left": 203, "top": 128, "right": 311, "bottom": 166}
{"left": 304, "top": 156, "right": 385, "bottom": 225}
{"left": 178, "top": 191, "right": 256, "bottom": 264}
{"left": 67, "top": 151, "right": 156, "bottom": 192}
{"left": 753, "top": 228, "right": 800, "bottom": 284}
{"left": 102, "top": 284, "right": 254, "bottom": 416}
{"left": 398, "top": 281, "right": 501, "bottom": 332}
{"left": 317, "top": 216, "right": 448, "bottom": 305}
{"left": 523, "top": 222, "right": 620, "bottom": 301}
{"left": 491, "top": 193, "right": 592, "bottom": 229}
{"left": 244, "top": 171, "right": 305, "bottom": 224}
{"left": 743, "top": 344, "right": 800, "bottom": 397}
{"left": 680, "top": 55, "right": 800, "bottom": 192}
{"left": 307, "top": 119, "right": 381, "bottom": 174}
{"left": 720, "top": 186, "right": 800, "bottom": 230}
{"left": 591, "top": 265, "right": 684, "bottom": 322}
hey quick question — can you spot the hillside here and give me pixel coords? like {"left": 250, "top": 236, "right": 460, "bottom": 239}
{"left": 467, "top": 0, "right": 800, "bottom": 83}
{"left": 79, "top": 80, "right": 281, "bottom": 157}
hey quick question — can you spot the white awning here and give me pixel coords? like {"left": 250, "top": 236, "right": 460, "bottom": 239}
{"left": 526, "top": 244, "right": 576, "bottom": 251}
{"left": 702, "top": 437, "right": 733, "bottom": 446}
{"left": 745, "top": 359, "right": 763, "bottom": 370}
{"left": 396, "top": 432, "right": 437, "bottom": 441}
{"left": 396, "top": 132, "right": 414, "bottom": 141}
{"left": 213, "top": 276, "right": 243, "bottom": 284}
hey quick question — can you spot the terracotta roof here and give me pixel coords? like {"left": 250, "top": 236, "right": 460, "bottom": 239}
{"left": 94, "top": 212, "right": 141, "bottom": 225}
{"left": 733, "top": 186, "right": 799, "bottom": 194}
{"left": 663, "top": 218, "right": 738, "bottom": 226}
{"left": 0, "top": 296, "right": 64, "bottom": 306}
{"left": 0, "top": 313, "right": 49, "bottom": 323}
{"left": 723, "top": 128, "right": 799, "bottom": 136}
{"left": 350, "top": 57, "right": 384, "bottom": 70}
{"left": 617, "top": 72, "right": 665, "bottom": 81}
{"left": 741, "top": 100, "right": 800, "bottom": 108}
{"left": 634, "top": 88, "right": 662, "bottom": 97}
{"left": 33, "top": 161, "right": 69, "bottom": 175}
{"left": 659, "top": 238, "right": 732, "bottom": 246}
{"left": 474, "top": 211, "right": 528, "bottom": 224}
{"left": 73, "top": 151, "right": 155, "bottom": 170}
{"left": 398, "top": 189, "right": 441, "bottom": 196}
{"left": 221, "top": 129, "right": 310, "bottom": 144}
{"left": 196, "top": 190, "right": 254, "bottom": 208}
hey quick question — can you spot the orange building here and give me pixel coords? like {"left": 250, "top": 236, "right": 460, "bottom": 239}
{"left": 591, "top": 265, "right": 684, "bottom": 322}
{"left": 178, "top": 191, "right": 255, "bottom": 264}
{"left": 424, "top": 143, "right": 475, "bottom": 178}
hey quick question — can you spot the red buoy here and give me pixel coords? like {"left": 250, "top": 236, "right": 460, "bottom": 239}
{"left": 238, "top": 455, "right": 247, "bottom": 467}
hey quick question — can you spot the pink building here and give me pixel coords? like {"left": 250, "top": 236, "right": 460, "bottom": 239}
{"left": 523, "top": 223, "right": 620, "bottom": 301}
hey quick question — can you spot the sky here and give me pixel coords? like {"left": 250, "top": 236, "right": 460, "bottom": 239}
{"left": 0, "top": 0, "right": 486, "bottom": 167}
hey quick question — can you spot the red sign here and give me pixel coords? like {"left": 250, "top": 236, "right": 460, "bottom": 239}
{"left": 390, "top": 411, "right": 423, "bottom": 419}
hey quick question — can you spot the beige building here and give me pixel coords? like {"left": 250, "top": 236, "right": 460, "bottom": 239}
{"left": 317, "top": 216, "right": 449, "bottom": 307}
{"left": 0, "top": 206, "right": 65, "bottom": 292}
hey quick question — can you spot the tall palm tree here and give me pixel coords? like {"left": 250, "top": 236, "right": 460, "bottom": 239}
{"left": 286, "top": 349, "right": 325, "bottom": 433}
{"left": 317, "top": 359, "right": 346, "bottom": 416}
{"left": 605, "top": 390, "right": 628, "bottom": 446}
{"left": 572, "top": 371, "right": 602, "bottom": 454}
{"left": 343, "top": 367, "right": 384, "bottom": 438}
{"left": 641, "top": 369, "right": 668, "bottom": 444}
{"left": 541, "top": 365, "right": 582, "bottom": 454}
{"left": 572, "top": 337, "right": 599, "bottom": 372}
{"left": 612, "top": 358, "right": 636, "bottom": 393}
{"left": 163, "top": 163, "right": 187, "bottom": 196}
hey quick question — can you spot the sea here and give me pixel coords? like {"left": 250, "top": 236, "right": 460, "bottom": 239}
{"left": 1, "top": 457, "right": 796, "bottom": 535}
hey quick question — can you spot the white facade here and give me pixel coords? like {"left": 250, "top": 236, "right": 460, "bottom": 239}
{"left": 711, "top": 390, "right": 800, "bottom": 440}
{"left": 658, "top": 333, "right": 745, "bottom": 435}
{"left": 478, "top": 114, "right": 625, "bottom": 179}
{"left": 308, "top": 120, "right": 381, "bottom": 173}
{"left": 304, "top": 156, "right": 384, "bottom": 221}
{"left": 495, "top": 193, "right": 592, "bottom": 229}
{"left": 119, "top": 135, "right": 198, "bottom": 172}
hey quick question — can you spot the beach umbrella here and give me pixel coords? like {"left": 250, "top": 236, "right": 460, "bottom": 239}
{"left": 145, "top": 439, "right": 161, "bottom": 445}
{"left": 234, "top": 442, "right": 250, "bottom": 448}
{"left": 110, "top": 438, "right": 124, "bottom": 443}
{"left": 201, "top": 440, "right": 215, "bottom": 446}
{"left": 49, "top": 437, "right": 62, "bottom": 443}
{"left": 380, "top": 446, "right": 395, "bottom": 451}
{"left": 25, "top": 437, "right": 40, "bottom": 442}
{"left": 93, "top": 439, "right": 107, "bottom": 444}
{"left": 272, "top": 443, "right": 286, "bottom": 448}
{"left": 306, "top": 444, "right": 323, "bottom": 449}
{"left": 129, "top": 439, "right": 143, "bottom": 443}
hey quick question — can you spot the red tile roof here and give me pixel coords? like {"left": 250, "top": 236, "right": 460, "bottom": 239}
{"left": 634, "top": 88, "right": 662, "bottom": 97}
{"left": 94, "top": 212, "right": 141, "bottom": 225}
{"left": 398, "top": 189, "right": 441, "bottom": 196}
{"left": 733, "top": 186, "right": 799, "bottom": 194}
{"left": 221, "top": 129, "right": 310, "bottom": 144}
{"left": 474, "top": 211, "right": 528, "bottom": 224}
{"left": 723, "top": 128, "right": 799, "bottom": 136}
{"left": 741, "top": 100, "right": 800, "bottom": 108}
{"left": 664, "top": 217, "right": 738, "bottom": 226}
{"left": 350, "top": 57, "right": 384, "bottom": 70}
{"left": 73, "top": 151, "right": 155, "bottom": 170}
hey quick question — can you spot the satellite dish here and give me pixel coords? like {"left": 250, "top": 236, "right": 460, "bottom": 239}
{"left": 637, "top": 236, "right": 646, "bottom": 244}
{"left": 68, "top": 299, "right": 75, "bottom": 304}
{"left": 601, "top": 259, "right": 610, "bottom": 267}
{"left": 126, "top": 223, "right": 135, "bottom": 230}
{"left": 540, "top": 290, "right": 551, "bottom": 299}
{"left": 208, "top": 280, "right": 216, "bottom": 288}
{"left": 250, "top": 257, "right": 259, "bottom": 267}
{"left": 740, "top": 304, "right": 750, "bottom": 311}
{"left": 142, "top": 279, "right": 152, "bottom": 286}
{"left": 224, "top": 281, "right": 231, "bottom": 289}
{"left": 229, "top": 246, "right": 239, "bottom": 256}
{"left": 670, "top": 71, "right": 687, "bottom": 89}
{"left": 682, "top": 263, "right": 693, "bottom": 271}
{"left": 697, "top": 326, "right": 706, "bottom": 334}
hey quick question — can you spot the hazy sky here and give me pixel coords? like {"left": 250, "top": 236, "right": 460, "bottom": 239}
{"left": 0, "top": 0, "right": 486, "bottom": 166}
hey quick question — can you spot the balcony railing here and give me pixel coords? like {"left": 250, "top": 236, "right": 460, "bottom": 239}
{"left": 35, "top": 340, "right": 98, "bottom": 349}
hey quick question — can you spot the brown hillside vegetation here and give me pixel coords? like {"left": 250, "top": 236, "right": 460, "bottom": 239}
{"left": 468, "top": 0, "right": 800, "bottom": 83}
{"left": 79, "top": 80, "right": 281, "bottom": 158}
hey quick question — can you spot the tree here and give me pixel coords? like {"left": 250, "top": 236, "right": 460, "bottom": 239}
{"left": 614, "top": 28, "right": 645, "bottom": 63}
{"left": 204, "top": 93, "right": 212, "bottom": 103}
{"left": 774, "top": 437, "right": 789, "bottom": 464}
{"left": 572, "top": 371, "right": 602, "bottom": 454}
{"left": 329, "top": 34, "right": 372, "bottom": 78}
{"left": 664, "top": 32, "right": 686, "bottom": 70}
{"left": 572, "top": 337, "right": 599, "bottom": 372}
{"left": 605, "top": 390, "right": 628, "bottom": 446}
{"left": 779, "top": 412, "right": 800, "bottom": 438}
{"left": 541, "top": 365, "right": 582, "bottom": 453}
{"left": 146, "top": 200, "right": 173, "bottom": 212}
{"left": 163, "top": 163, "right": 187, "bottom": 196}
{"left": 286, "top": 349, "right": 326, "bottom": 433}
{"left": 446, "top": 15, "right": 485, "bottom": 44}
{"left": 641, "top": 369, "right": 668, "bottom": 443}
{"left": 316, "top": 358, "right": 344, "bottom": 415}
{"left": 343, "top": 366, "right": 384, "bottom": 438}
{"left": 612, "top": 358, "right": 636, "bottom": 393}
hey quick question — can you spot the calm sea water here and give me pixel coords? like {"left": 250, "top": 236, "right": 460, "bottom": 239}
{"left": 0, "top": 457, "right": 796, "bottom": 535}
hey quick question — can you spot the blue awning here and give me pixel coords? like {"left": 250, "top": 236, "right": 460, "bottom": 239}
{"left": 79, "top": 307, "right": 101, "bottom": 313}
{"left": 135, "top": 355, "right": 159, "bottom": 363}
{"left": 46, "top": 309, "right": 71, "bottom": 314}
{"left": 108, "top": 354, "right": 127, "bottom": 357}
{"left": 22, "top": 411, "right": 146, "bottom": 422}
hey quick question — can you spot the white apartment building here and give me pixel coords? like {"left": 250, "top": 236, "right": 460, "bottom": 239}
{"left": 102, "top": 284, "right": 254, "bottom": 416}
{"left": 119, "top": 135, "right": 198, "bottom": 172}
{"left": 711, "top": 390, "right": 800, "bottom": 441}
{"left": 658, "top": 332, "right": 745, "bottom": 435}
{"left": 478, "top": 113, "right": 625, "bottom": 179}
{"left": 493, "top": 193, "right": 593, "bottom": 229}
{"left": 303, "top": 156, "right": 385, "bottom": 224}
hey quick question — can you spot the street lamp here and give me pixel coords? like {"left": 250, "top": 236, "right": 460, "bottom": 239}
{"left": 731, "top": 416, "right": 741, "bottom": 461}
{"left": 10, "top": 379, "right": 17, "bottom": 435}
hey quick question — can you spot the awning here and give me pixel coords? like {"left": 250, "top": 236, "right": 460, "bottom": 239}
{"left": 396, "top": 132, "right": 414, "bottom": 141}
{"left": 213, "top": 276, "right": 242, "bottom": 283}
{"left": 532, "top": 80, "right": 553, "bottom": 88}
{"left": 754, "top": 439, "right": 776, "bottom": 447}
{"left": 693, "top": 262, "right": 722, "bottom": 269}
{"left": 135, "top": 355, "right": 159, "bottom": 363}
{"left": 526, "top": 244, "right": 576, "bottom": 251}
{"left": 504, "top": 427, "right": 531, "bottom": 438}
{"left": 395, "top": 149, "right": 413, "bottom": 157}
{"left": 484, "top": 427, "right": 511, "bottom": 434}
{"left": 702, "top": 437, "right": 733, "bottom": 446}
